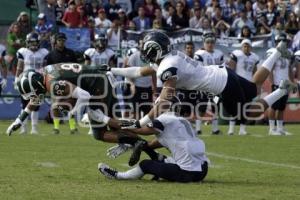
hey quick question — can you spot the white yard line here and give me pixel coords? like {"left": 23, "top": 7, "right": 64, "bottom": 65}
{"left": 207, "top": 152, "right": 300, "bottom": 169}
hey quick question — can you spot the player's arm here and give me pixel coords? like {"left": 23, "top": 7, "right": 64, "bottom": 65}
{"left": 83, "top": 52, "right": 91, "bottom": 65}
{"left": 110, "top": 66, "right": 155, "bottom": 78}
{"left": 193, "top": 54, "right": 204, "bottom": 65}
{"left": 15, "top": 52, "right": 25, "bottom": 77}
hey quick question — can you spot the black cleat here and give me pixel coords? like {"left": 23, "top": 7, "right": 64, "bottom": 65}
{"left": 197, "top": 130, "right": 202, "bottom": 135}
{"left": 52, "top": 129, "right": 60, "bottom": 134}
{"left": 98, "top": 163, "right": 118, "bottom": 179}
{"left": 70, "top": 128, "right": 79, "bottom": 134}
{"left": 129, "top": 140, "right": 147, "bottom": 166}
{"left": 212, "top": 130, "right": 222, "bottom": 135}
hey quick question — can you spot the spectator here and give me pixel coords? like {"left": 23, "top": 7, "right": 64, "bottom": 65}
{"left": 166, "top": 5, "right": 175, "bottom": 28}
{"left": 238, "top": 25, "right": 253, "bottom": 38}
{"left": 78, "top": 5, "right": 88, "bottom": 27}
{"left": 245, "top": 0, "right": 254, "bottom": 20}
{"left": 234, "top": 0, "right": 244, "bottom": 13}
{"left": 107, "top": 19, "right": 121, "bottom": 50}
{"left": 132, "top": 7, "right": 151, "bottom": 31}
{"left": 104, "top": 0, "right": 121, "bottom": 21}
{"left": 153, "top": 8, "right": 167, "bottom": 30}
{"left": 6, "top": 23, "right": 25, "bottom": 73}
{"left": 87, "top": 17, "right": 96, "bottom": 41}
{"left": 0, "top": 44, "right": 7, "bottom": 95}
{"left": 35, "top": 13, "right": 54, "bottom": 49}
{"left": 290, "top": 0, "right": 300, "bottom": 17}
{"left": 215, "top": 20, "right": 230, "bottom": 38}
{"left": 212, "top": 6, "right": 224, "bottom": 27}
{"left": 37, "top": 0, "right": 56, "bottom": 25}
{"left": 62, "top": 2, "right": 81, "bottom": 28}
{"left": 256, "top": 15, "right": 271, "bottom": 34}
{"left": 253, "top": 0, "right": 267, "bottom": 21}
{"left": 116, "top": 0, "right": 132, "bottom": 15}
{"left": 221, "top": 0, "right": 237, "bottom": 24}
{"left": 128, "top": 20, "right": 137, "bottom": 30}
{"left": 199, "top": 17, "right": 212, "bottom": 32}
{"left": 118, "top": 9, "right": 129, "bottom": 29}
{"left": 265, "top": 0, "right": 280, "bottom": 27}
{"left": 206, "top": 0, "right": 220, "bottom": 19}
{"left": 55, "top": 0, "right": 67, "bottom": 26}
{"left": 133, "top": 0, "right": 144, "bottom": 13}
{"left": 152, "top": 19, "right": 162, "bottom": 29}
{"left": 285, "top": 11, "right": 300, "bottom": 35}
{"left": 189, "top": 7, "right": 202, "bottom": 29}
{"left": 95, "top": 8, "right": 112, "bottom": 32}
{"left": 231, "top": 9, "right": 255, "bottom": 36}
{"left": 171, "top": 2, "right": 189, "bottom": 30}
{"left": 85, "top": 0, "right": 101, "bottom": 17}
{"left": 16, "top": 12, "right": 32, "bottom": 37}
{"left": 143, "top": 0, "right": 160, "bottom": 19}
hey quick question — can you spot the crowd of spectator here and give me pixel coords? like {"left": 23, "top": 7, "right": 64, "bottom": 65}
{"left": 3, "top": 0, "right": 300, "bottom": 72}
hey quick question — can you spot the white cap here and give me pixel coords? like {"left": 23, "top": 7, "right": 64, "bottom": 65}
{"left": 241, "top": 39, "right": 252, "bottom": 47}
{"left": 38, "top": 13, "right": 46, "bottom": 19}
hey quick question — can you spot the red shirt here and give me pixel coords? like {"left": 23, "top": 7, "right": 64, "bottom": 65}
{"left": 62, "top": 10, "right": 81, "bottom": 28}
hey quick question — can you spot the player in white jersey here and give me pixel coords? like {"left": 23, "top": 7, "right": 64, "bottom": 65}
{"left": 84, "top": 33, "right": 116, "bottom": 67}
{"left": 268, "top": 33, "right": 294, "bottom": 136}
{"left": 98, "top": 98, "right": 209, "bottom": 183}
{"left": 93, "top": 31, "right": 296, "bottom": 130}
{"left": 0, "top": 44, "right": 8, "bottom": 95}
{"left": 15, "top": 32, "right": 49, "bottom": 134}
{"left": 227, "top": 39, "right": 260, "bottom": 135}
{"left": 295, "top": 50, "right": 300, "bottom": 93}
{"left": 193, "top": 31, "right": 224, "bottom": 135}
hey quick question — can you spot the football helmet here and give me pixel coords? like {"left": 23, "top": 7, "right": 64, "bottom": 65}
{"left": 17, "top": 70, "right": 46, "bottom": 105}
{"left": 141, "top": 31, "right": 171, "bottom": 63}
{"left": 26, "top": 32, "right": 40, "bottom": 51}
{"left": 94, "top": 33, "right": 107, "bottom": 52}
{"left": 202, "top": 31, "right": 216, "bottom": 43}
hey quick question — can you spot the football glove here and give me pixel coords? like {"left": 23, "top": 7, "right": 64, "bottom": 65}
{"left": 0, "top": 78, "right": 7, "bottom": 89}
{"left": 119, "top": 118, "right": 141, "bottom": 129}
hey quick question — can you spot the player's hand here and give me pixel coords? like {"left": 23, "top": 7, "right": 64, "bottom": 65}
{"left": 6, "top": 118, "right": 22, "bottom": 136}
{"left": 0, "top": 78, "right": 7, "bottom": 89}
{"left": 119, "top": 118, "right": 141, "bottom": 129}
{"left": 99, "top": 64, "right": 111, "bottom": 71}
{"left": 106, "top": 144, "right": 132, "bottom": 158}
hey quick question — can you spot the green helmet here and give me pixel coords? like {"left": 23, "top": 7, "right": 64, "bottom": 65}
{"left": 17, "top": 70, "right": 46, "bottom": 105}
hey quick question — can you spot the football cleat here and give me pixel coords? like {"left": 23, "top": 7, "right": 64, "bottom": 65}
{"left": 129, "top": 140, "right": 147, "bottom": 166}
{"left": 196, "top": 130, "right": 202, "bottom": 135}
{"left": 269, "top": 129, "right": 281, "bottom": 136}
{"left": 70, "top": 128, "right": 79, "bottom": 134}
{"left": 212, "top": 130, "right": 222, "bottom": 135}
{"left": 31, "top": 127, "right": 38, "bottom": 134}
{"left": 238, "top": 131, "right": 248, "bottom": 135}
{"left": 98, "top": 163, "right": 117, "bottom": 179}
{"left": 227, "top": 131, "right": 234, "bottom": 135}
{"left": 52, "top": 129, "right": 60, "bottom": 134}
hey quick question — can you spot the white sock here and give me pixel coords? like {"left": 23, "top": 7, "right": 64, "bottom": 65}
{"left": 228, "top": 120, "right": 235, "bottom": 133}
{"left": 262, "top": 50, "right": 281, "bottom": 72}
{"left": 263, "top": 88, "right": 287, "bottom": 107}
{"left": 276, "top": 120, "right": 284, "bottom": 131}
{"left": 195, "top": 119, "right": 201, "bottom": 131}
{"left": 111, "top": 67, "right": 142, "bottom": 78}
{"left": 239, "top": 124, "right": 246, "bottom": 133}
{"left": 212, "top": 119, "right": 219, "bottom": 132}
{"left": 116, "top": 166, "right": 144, "bottom": 180}
{"left": 31, "top": 111, "right": 39, "bottom": 127}
{"left": 269, "top": 120, "right": 275, "bottom": 131}
{"left": 21, "top": 117, "right": 28, "bottom": 132}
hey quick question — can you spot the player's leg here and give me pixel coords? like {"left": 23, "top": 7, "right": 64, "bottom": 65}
{"left": 268, "top": 85, "right": 278, "bottom": 135}
{"left": 30, "top": 106, "right": 40, "bottom": 134}
{"left": 195, "top": 91, "right": 209, "bottom": 135}
{"left": 98, "top": 162, "right": 144, "bottom": 180}
{"left": 273, "top": 89, "right": 289, "bottom": 135}
{"left": 68, "top": 113, "right": 78, "bottom": 134}
{"left": 252, "top": 41, "right": 290, "bottom": 86}
{"left": 20, "top": 97, "right": 29, "bottom": 134}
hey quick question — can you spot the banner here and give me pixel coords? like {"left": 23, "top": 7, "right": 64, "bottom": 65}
{"left": 59, "top": 27, "right": 91, "bottom": 52}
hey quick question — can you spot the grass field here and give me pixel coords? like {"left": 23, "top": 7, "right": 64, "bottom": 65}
{"left": 0, "top": 121, "right": 300, "bottom": 200}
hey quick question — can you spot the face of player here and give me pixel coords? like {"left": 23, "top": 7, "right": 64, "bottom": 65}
{"left": 204, "top": 40, "right": 215, "bottom": 52}
{"left": 28, "top": 41, "right": 39, "bottom": 51}
{"left": 242, "top": 44, "right": 251, "bottom": 55}
{"left": 185, "top": 45, "right": 194, "bottom": 57}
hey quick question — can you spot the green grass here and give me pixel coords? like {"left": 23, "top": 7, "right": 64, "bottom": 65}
{"left": 0, "top": 121, "right": 300, "bottom": 200}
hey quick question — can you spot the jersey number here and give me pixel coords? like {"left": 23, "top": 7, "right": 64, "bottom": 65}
{"left": 61, "top": 64, "right": 82, "bottom": 73}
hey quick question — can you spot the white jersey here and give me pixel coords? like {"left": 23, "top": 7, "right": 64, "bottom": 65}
{"left": 127, "top": 50, "right": 152, "bottom": 88}
{"left": 0, "top": 44, "right": 6, "bottom": 78}
{"left": 295, "top": 50, "right": 300, "bottom": 63}
{"left": 230, "top": 49, "right": 259, "bottom": 82}
{"left": 17, "top": 47, "right": 49, "bottom": 72}
{"left": 267, "top": 48, "right": 290, "bottom": 85}
{"left": 194, "top": 49, "right": 224, "bottom": 65}
{"left": 84, "top": 48, "right": 115, "bottom": 66}
{"left": 150, "top": 112, "right": 208, "bottom": 172}
{"left": 156, "top": 50, "right": 228, "bottom": 95}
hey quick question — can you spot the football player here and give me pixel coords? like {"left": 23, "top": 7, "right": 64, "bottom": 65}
{"left": 107, "top": 31, "right": 296, "bottom": 129}
{"left": 98, "top": 97, "right": 209, "bottom": 183}
{"left": 0, "top": 43, "right": 8, "bottom": 95}
{"left": 227, "top": 39, "right": 260, "bottom": 135}
{"left": 15, "top": 32, "right": 49, "bottom": 134}
{"left": 6, "top": 63, "right": 159, "bottom": 164}
{"left": 268, "top": 33, "right": 294, "bottom": 135}
{"left": 84, "top": 33, "right": 116, "bottom": 67}
{"left": 295, "top": 50, "right": 300, "bottom": 93}
{"left": 193, "top": 31, "right": 224, "bottom": 134}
